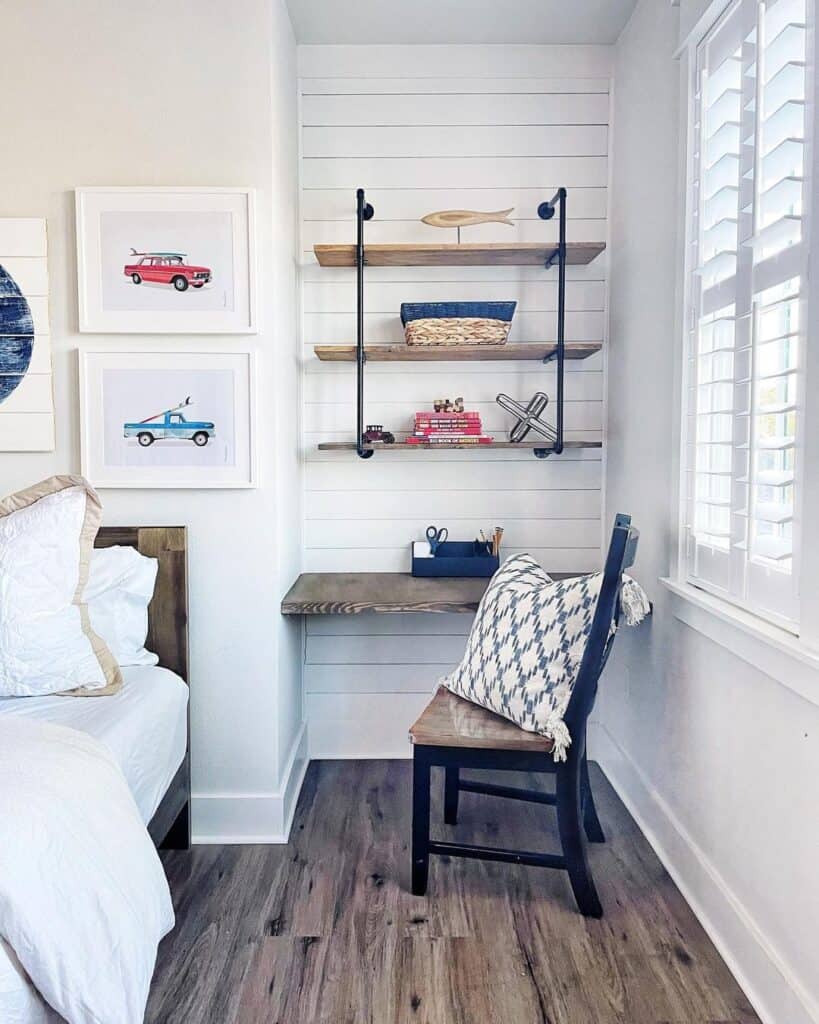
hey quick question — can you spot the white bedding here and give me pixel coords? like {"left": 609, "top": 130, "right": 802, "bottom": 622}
{"left": 0, "top": 667, "right": 188, "bottom": 1023}
{"left": 0, "top": 664, "right": 188, "bottom": 823}
{"left": 0, "top": 717, "right": 175, "bottom": 1024}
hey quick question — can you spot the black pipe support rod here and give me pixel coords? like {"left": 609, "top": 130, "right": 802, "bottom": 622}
{"left": 355, "top": 188, "right": 375, "bottom": 459}
{"left": 536, "top": 188, "right": 567, "bottom": 456}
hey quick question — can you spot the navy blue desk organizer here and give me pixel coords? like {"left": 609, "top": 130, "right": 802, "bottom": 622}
{"left": 412, "top": 540, "right": 500, "bottom": 578}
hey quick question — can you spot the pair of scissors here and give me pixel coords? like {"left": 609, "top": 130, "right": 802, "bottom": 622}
{"left": 426, "top": 524, "right": 449, "bottom": 556}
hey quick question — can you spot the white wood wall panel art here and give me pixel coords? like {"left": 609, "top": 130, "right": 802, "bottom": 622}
{"left": 299, "top": 51, "right": 611, "bottom": 757}
{"left": 0, "top": 218, "right": 55, "bottom": 452}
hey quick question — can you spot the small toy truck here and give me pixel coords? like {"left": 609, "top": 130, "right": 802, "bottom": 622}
{"left": 124, "top": 399, "right": 215, "bottom": 447}
{"left": 123, "top": 250, "right": 212, "bottom": 291}
{"left": 363, "top": 424, "right": 395, "bottom": 444}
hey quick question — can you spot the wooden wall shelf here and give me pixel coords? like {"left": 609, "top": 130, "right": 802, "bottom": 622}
{"left": 281, "top": 571, "right": 574, "bottom": 615}
{"left": 313, "top": 342, "right": 602, "bottom": 363}
{"left": 314, "top": 189, "right": 603, "bottom": 460}
{"left": 314, "top": 242, "right": 606, "bottom": 268}
{"left": 317, "top": 440, "right": 602, "bottom": 452}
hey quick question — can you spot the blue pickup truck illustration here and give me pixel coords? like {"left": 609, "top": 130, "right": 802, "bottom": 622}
{"left": 124, "top": 398, "right": 215, "bottom": 447}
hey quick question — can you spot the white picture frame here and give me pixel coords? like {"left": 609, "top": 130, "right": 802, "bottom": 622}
{"left": 75, "top": 187, "right": 257, "bottom": 334}
{"left": 79, "top": 349, "right": 257, "bottom": 489}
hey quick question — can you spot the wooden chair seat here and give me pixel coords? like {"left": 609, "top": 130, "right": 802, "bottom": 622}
{"left": 409, "top": 686, "right": 555, "bottom": 753}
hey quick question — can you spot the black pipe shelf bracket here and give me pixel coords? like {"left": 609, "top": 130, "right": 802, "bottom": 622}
{"left": 351, "top": 185, "right": 569, "bottom": 461}
{"left": 534, "top": 187, "right": 567, "bottom": 459}
{"left": 355, "top": 187, "right": 375, "bottom": 458}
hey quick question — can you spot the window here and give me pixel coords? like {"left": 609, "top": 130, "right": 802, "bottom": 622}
{"left": 683, "top": 0, "right": 812, "bottom": 631}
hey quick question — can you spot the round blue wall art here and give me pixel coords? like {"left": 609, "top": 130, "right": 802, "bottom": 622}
{"left": 0, "top": 265, "right": 35, "bottom": 405}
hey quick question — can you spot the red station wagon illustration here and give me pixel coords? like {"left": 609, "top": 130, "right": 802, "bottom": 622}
{"left": 124, "top": 250, "right": 212, "bottom": 291}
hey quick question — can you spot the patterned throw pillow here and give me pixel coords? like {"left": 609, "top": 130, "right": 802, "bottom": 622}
{"left": 441, "top": 554, "right": 635, "bottom": 761}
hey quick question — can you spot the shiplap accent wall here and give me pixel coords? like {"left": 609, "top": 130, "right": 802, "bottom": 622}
{"left": 298, "top": 45, "right": 612, "bottom": 757}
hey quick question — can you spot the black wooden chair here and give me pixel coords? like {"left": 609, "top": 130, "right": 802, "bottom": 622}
{"left": 408, "top": 513, "right": 639, "bottom": 917}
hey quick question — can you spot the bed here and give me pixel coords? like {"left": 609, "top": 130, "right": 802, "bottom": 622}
{"left": 94, "top": 525, "right": 191, "bottom": 848}
{"left": 0, "top": 525, "right": 190, "bottom": 1024}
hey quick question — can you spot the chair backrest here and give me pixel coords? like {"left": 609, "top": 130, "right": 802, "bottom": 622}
{"left": 563, "top": 513, "right": 639, "bottom": 742}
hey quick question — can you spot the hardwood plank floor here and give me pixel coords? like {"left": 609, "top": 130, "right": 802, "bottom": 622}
{"left": 148, "top": 761, "right": 760, "bottom": 1024}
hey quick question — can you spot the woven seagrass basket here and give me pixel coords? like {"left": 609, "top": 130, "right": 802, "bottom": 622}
{"left": 404, "top": 316, "right": 511, "bottom": 346}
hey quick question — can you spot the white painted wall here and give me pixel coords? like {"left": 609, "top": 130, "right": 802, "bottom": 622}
{"left": 0, "top": 0, "right": 305, "bottom": 842}
{"left": 298, "top": 44, "right": 611, "bottom": 757}
{"left": 600, "top": 1, "right": 819, "bottom": 1022}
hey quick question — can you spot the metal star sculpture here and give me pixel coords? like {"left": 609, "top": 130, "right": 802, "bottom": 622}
{"left": 496, "top": 392, "right": 558, "bottom": 443}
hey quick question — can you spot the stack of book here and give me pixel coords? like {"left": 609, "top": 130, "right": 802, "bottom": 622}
{"left": 407, "top": 410, "right": 494, "bottom": 446}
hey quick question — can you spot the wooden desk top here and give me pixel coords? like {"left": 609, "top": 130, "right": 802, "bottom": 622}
{"left": 281, "top": 571, "right": 575, "bottom": 615}
{"left": 281, "top": 572, "right": 490, "bottom": 614}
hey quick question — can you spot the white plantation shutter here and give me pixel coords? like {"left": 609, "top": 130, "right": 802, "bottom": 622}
{"left": 684, "top": 0, "right": 811, "bottom": 629}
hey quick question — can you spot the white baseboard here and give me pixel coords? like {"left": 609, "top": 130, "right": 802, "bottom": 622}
{"left": 588, "top": 720, "right": 819, "bottom": 1024}
{"left": 191, "top": 721, "right": 308, "bottom": 844}
{"left": 310, "top": 751, "right": 411, "bottom": 760}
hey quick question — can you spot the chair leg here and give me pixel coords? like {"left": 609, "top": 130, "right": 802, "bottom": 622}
{"left": 581, "top": 755, "right": 605, "bottom": 843}
{"left": 444, "top": 765, "right": 460, "bottom": 825}
{"left": 411, "top": 748, "right": 431, "bottom": 895}
{"left": 556, "top": 756, "right": 603, "bottom": 918}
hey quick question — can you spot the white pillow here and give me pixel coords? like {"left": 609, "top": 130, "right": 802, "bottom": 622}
{"left": 441, "top": 554, "right": 651, "bottom": 762}
{"left": 0, "top": 476, "right": 122, "bottom": 697}
{"left": 87, "top": 546, "right": 159, "bottom": 668}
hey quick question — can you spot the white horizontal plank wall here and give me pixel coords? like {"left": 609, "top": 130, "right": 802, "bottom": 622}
{"left": 299, "top": 45, "right": 612, "bottom": 758}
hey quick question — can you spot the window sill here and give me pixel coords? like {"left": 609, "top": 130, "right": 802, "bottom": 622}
{"left": 660, "top": 578, "right": 819, "bottom": 709}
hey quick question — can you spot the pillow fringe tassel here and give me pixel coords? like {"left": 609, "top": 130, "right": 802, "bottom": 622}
{"left": 621, "top": 575, "right": 651, "bottom": 626}
{"left": 546, "top": 713, "right": 572, "bottom": 763}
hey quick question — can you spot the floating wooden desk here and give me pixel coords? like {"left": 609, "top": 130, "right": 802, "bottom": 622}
{"left": 281, "top": 571, "right": 575, "bottom": 615}
{"left": 281, "top": 573, "right": 488, "bottom": 614}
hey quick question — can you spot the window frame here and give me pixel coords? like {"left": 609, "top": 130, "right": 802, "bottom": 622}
{"left": 674, "top": 0, "right": 819, "bottom": 647}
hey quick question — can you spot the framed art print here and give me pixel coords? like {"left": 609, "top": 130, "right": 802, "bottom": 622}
{"left": 80, "top": 350, "right": 257, "bottom": 488}
{"left": 76, "top": 187, "right": 257, "bottom": 333}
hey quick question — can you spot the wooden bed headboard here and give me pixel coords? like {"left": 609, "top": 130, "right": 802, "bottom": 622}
{"left": 95, "top": 527, "right": 189, "bottom": 683}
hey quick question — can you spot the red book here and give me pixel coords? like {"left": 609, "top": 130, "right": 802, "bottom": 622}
{"left": 416, "top": 419, "right": 482, "bottom": 427}
{"left": 414, "top": 427, "right": 484, "bottom": 435}
{"left": 415, "top": 420, "right": 483, "bottom": 429}
{"left": 415, "top": 411, "right": 480, "bottom": 421}
{"left": 406, "top": 435, "right": 494, "bottom": 445}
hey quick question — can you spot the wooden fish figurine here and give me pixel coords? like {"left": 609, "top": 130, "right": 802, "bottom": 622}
{"left": 421, "top": 208, "right": 515, "bottom": 229}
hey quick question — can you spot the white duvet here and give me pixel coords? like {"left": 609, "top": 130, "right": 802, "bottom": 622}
{"left": 0, "top": 716, "right": 174, "bottom": 1024}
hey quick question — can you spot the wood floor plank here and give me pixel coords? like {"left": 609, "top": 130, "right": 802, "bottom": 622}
{"left": 147, "top": 761, "right": 761, "bottom": 1024}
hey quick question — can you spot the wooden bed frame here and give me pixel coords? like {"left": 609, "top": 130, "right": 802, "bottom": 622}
{"left": 95, "top": 526, "right": 190, "bottom": 850}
